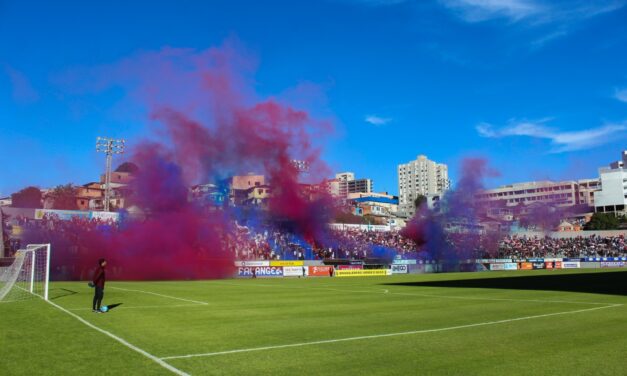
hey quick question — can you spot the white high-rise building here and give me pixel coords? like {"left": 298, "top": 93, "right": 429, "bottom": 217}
{"left": 397, "top": 155, "right": 450, "bottom": 217}
{"left": 594, "top": 151, "right": 627, "bottom": 214}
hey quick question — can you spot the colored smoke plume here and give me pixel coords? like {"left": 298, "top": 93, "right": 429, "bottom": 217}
{"left": 25, "top": 42, "right": 334, "bottom": 280}
{"left": 401, "top": 158, "right": 501, "bottom": 266}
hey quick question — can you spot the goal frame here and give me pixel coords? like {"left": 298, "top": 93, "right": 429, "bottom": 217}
{"left": 26, "top": 244, "right": 51, "bottom": 300}
{"left": 0, "top": 243, "right": 51, "bottom": 302}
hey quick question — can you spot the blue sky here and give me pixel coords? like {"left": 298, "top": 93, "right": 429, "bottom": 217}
{"left": 1, "top": 0, "right": 627, "bottom": 197}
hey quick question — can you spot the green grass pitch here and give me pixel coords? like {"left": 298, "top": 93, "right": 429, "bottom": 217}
{"left": 1, "top": 269, "right": 626, "bottom": 375}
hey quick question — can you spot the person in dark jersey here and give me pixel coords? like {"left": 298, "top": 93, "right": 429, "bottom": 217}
{"left": 92, "top": 258, "right": 106, "bottom": 312}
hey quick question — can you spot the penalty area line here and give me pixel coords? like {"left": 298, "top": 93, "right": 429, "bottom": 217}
{"left": 45, "top": 300, "right": 189, "bottom": 376}
{"left": 109, "top": 286, "right": 208, "bottom": 305}
{"left": 161, "top": 304, "right": 622, "bottom": 360}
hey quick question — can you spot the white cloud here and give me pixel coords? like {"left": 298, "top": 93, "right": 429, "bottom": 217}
{"left": 439, "top": 0, "right": 542, "bottom": 22}
{"left": 615, "top": 88, "right": 627, "bottom": 103}
{"left": 439, "top": 0, "right": 625, "bottom": 24}
{"left": 476, "top": 118, "right": 627, "bottom": 153}
{"left": 365, "top": 114, "right": 393, "bottom": 126}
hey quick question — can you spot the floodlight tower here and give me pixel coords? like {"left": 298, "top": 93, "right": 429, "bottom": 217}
{"left": 291, "top": 159, "right": 310, "bottom": 173}
{"left": 96, "top": 137, "right": 125, "bottom": 212}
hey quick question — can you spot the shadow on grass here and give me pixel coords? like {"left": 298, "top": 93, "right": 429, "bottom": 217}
{"left": 383, "top": 271, "right": 627, "bottom": 296}
{"left": 49, "top": 288, "right": 78, "bottom": 300}
{"left": 102, "top": 303, "right": 123, "bottom": 312}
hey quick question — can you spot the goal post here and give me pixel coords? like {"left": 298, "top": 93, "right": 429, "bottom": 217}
{"left": 0, "top": 243, "right": 51, "bottom": 303}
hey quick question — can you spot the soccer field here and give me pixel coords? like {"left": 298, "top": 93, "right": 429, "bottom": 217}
{"left": 1, "top": 269, "right": 626, "bottom": 375}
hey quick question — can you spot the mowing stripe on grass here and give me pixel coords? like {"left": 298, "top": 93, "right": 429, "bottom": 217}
{"left": 211, "top": 281, "right": 613, "bottom": 306}
{"left": 327, "top": 288, "right": 614, "bottom": 306}
{"left": 46, "top": 300, "right": 189, "bottom": 375}
{"left": 161, "top": 304, "right": 622, "bottom": 360}
{"left": 109, "top": 286, "right": 208, "bottom": 305}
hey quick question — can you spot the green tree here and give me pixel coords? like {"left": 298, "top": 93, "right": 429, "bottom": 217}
{"left": 49, "top": 184, "right": 79, "bottom": 210}
{"left": 584, "top": 213, "right": 620, "bottom": 230}
{"left": 11, "top": 186, "right": 43, "bottom": 208}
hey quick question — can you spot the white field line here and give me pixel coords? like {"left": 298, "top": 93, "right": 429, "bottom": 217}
{"left": 45, "top": 300, "right": 189, "bottom": 376}
{"left": 68, "top": 303, "right": 202, "bottom": 311}
{"left": 209, "top": 281, "right": 614, "bottom": 306}
{"left": 109, "top": 286, "right": 208, "bottom": 305}
{"left": 161, "top": 304, "right": 622, "bottom": 360}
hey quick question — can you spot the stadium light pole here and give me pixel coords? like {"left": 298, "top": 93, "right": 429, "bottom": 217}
{"left": 96, "top": 137, "right": 125, "bottom": 212}
{"left": 291, "top": 159, "right": 310, "bottom": 173}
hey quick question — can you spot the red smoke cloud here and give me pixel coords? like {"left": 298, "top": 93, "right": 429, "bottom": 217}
{"left": 28, "top": 41, "right": 334, "bottom": 280}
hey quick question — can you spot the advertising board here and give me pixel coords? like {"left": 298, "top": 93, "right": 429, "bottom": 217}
{"left": 308, "top": 266, "right": 334, "bottom": 277}
{"left": 584, "top": 257, "right": 627, "bottom": 262}
{"left": 90, "top": 211, "right": 121, "bottom": 221}
{"left": 489, "top": 264, "right": 505, "bottom": 271}
{"left": 283, "top": 266, "right": 308, "bottom": 277}
{"left": 519, "top": 262, "right": 533, "bottom": 270}
{"left": 545, "top": 262, "right": 553, "bottom": 269}
{"left": 532, "top": 262, "right": 545, "bottom": 270}
{"left": 479, "top": 259, "right": 513, "bottom": 263}
{"left": 335, "top": 269, "right": 388, "bottom": 277}
{"left": 391, "top": 264, "right": 408, "bottom": 274}
{"left": 562, "top": 261, "right": 580, "bottom": 269}
{"left": 237, "top": 266, "right": 283, "bottom": 277}
{"left": 392, "top": 259, "right": 417, "bottom": 265}
{"left": 338, "top": 265, "right": 363, "bottom": 270}
{"left": 600, "top": 261, "right": 625, "bottom": 268}
{"left": 270, "top": 260, "right": 304, "bottom": 267}
{"left": 503, "top": 263, "right": 518, "bottom": 270}
{"left": 34, "top": 209, "right": 120, "bottom": 222}
{"left": 35, "top": 209, "right": 89, "bottom": 220}
{"left": 234, "top": 261, "right": 270, "bottom": 267}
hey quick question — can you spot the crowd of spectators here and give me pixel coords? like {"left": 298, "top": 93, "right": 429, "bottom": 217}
{"left": 3, "top": 213, "right": 626, "bottom": 261}
{"left": 497, "top": 235, "right": 626, "bottom": 259}
{"left": 3, "top": 214, "right": 117, "bottom": 257}
{"left": 232, "top": 227, "right": 418, "bottom": 261}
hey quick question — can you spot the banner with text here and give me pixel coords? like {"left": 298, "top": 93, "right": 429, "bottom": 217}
{"left": 308, "top": 266, "right": 334, "bottom": 277}
{"left": 600, "top": 261, "right": 625, "bottom": 268}
{"left": 392, "top": 259, "right": 417, "bottom": 265}
{"left": 391, "top": 264, "right": 409, "bottom": 274}
{"left": 562, "top": 261, "right": 580, "bottom": 269}
{"left": 235, "top": 261, "right": 270, "bottom": 267}
{"left": 283, "top": 266, "right": 308, "bottom": 277}
{"left": 335, "top": 269, "right": 388, "bottom": 277}
{"left": 338, "top": 265, "right": 363, "bottom": 270}
{"left": 270, "top": 260, "right": 304, "bottom": 267}
{"left": 520, "top": 262, "right": 533, "bottom": 270}
{"left": 237, "top": 266, "right": 283, "bottom": 277}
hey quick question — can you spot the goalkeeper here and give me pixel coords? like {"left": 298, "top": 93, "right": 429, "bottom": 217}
{"left": 91, "top": 258, "right": 107, "bottom": 313}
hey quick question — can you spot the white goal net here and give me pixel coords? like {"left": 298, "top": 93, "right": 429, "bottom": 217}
{"left": 0, "top": 244, "right": 51, "bottom": 303}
